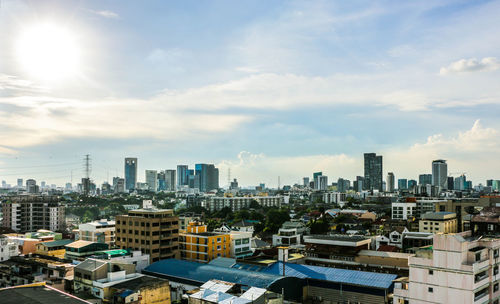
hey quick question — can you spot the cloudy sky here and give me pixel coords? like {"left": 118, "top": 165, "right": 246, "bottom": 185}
{"left": 0, "top": 0, "right": 499, "bottom": 187}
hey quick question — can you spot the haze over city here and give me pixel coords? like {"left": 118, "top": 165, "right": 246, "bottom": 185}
{"left": 1, "top": 0, "right": 500, "bottom": 187}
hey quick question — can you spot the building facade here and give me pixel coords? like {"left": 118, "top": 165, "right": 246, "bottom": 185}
{"left": 1, "top": 196, "right": 65, "bottom": 232}
{"left": 432, "top": 159, "right": 448, "bottom": 189}
{"left": 124, "top": 157, "right": 138, "bottom": 191}
{"left": 145, "top": 170, "right": 158, "bottom": 192}
{"left": 76, "top": 219, "right": 116, "bottom": 246}
{"left": 419, "top": 212, "right": 458, "bottom": 233}
{"left": 364, "top": 153, "right": 383, "bottom": 191}
{"left": 387, "top": 172, "right": 395, "bottom": 192}
{"left": 179, "top": 222, "right": 231, "bottom": 263}
{"left": 115, "top": 209, "right": 180, "bottom": 263}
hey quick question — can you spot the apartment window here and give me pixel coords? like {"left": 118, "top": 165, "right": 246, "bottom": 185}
{"left": 217, "top": 238, "right": 221, "bottom": 243}
{"left": 428, "top": 287, "right": 433, "bottom": 293}
{"left": 429, "top": 270, "right": 433, "bottom": 275}
{"left": 235, "top": 240, "right": 241, "bottom": 246}
{"left": 494, "top": 283, "right": 499, "bottom": 292}
{"left": 494, "top": 265, "right": 499, "bottom": 275}
{"left": 494, "top": 249, "right": 499, "bottom": 258}
{"left": 494, "top": 300, "right": 499, "bottom": 304}
{"left": 217, "top": 245, "right": 221, "bottom": 250}
{"left": 476, "top": 252, "right": 482, "bottom": 262}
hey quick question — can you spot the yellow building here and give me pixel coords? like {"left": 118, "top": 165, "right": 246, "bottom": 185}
{"left": 179, "top": 222, "right": 231, "bottom": 263}
{"left": 419, "top": 211, "right": 458, "bottom": 233}
{"left": 35, "top": 239, "right": 73, "bottom": 258}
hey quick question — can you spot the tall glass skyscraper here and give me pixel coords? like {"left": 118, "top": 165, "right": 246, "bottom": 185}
{"left": 176, "top": 165, "right": 188, "bottom": 189}
{"left": 124, "top": 157, "right": 137, "bottom": 191}
{"left": 386, "top": 172, "right": 395, "bottom": 192}
{"left": 364, "top": 153, "right": 383, "bottom": 191}
{"left": 432, "top": 159, "right": 448, "bottom": 189}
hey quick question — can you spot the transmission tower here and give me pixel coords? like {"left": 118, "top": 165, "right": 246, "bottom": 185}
{"left": 83, "top": 154, "right": 92, "bottom": 179}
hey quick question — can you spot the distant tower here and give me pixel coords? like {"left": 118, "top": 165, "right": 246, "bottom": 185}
{"left": 125, "top": 158, "right": 138, "bottom": 191}
{"left": 227, "top": 168, "right": 231, "bottom": 188}
{"left": 82, "top": 154, "right": 92, "bottom": 195}
{"left": 432, "top": 160, "right": 448, "bottom": 189}
{"left": 278, "top": 176, "right": 281, "bottom": 190}
{"left": 386, "top": 172, "right": 395, "bottom": 192}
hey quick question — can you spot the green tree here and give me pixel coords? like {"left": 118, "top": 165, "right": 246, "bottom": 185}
{"left": 264, "top": 209, "right": 290, "bottom": 233}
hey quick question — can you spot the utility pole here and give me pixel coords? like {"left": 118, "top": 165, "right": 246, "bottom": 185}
{"left": 82, "top": 154, "right": 91, "bottom": 195}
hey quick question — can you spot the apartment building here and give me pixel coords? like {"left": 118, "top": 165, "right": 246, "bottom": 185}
{"left": 419, "top": 211, "right": 458, "bottom": 234}
{"left": 179, "top": 221, "right": 231, "bottom": 263}
{"left": 394, "top": 231, "right": 500, "bottom": 303}
{"left": 76, "top": 219, "right": 115, "bottom": 246}
{"left": 206, "top": 196, "right": 283, "bottom": 212}
{"left": 1, "top": 196, "right": 65, "bottom": 232}
{"left": 115, "top": 208, "right": 180, "bottom": 263}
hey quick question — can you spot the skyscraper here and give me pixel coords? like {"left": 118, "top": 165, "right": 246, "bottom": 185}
{"left": 17, "top": 178, "right": 23, "bottom": 188}
{"left": 337, "top": 178, "right": 350, "bottom": 192}
{"left": 408, "top": 179, "right": 417, "bottom": 189}
{"left": 124, "top": 157, "right": 138, "bottom": 191}
{"left": 303, "top": 177, "right": 310, "bottom": 187}
{"left": 176, "top": 165, "right": 188, "bottom": 189}
{"left": 364, "top": 153, "right": 383, "bottom": 191}
{"left": 195, "top": 163, "right": 219, "bottom": 192}
{"left": 386, "top": 172, "right": 395, "bottom": 192}
{"left": 165, "top": 169, "right": 176, "bottom": 191}
{"left": 432, "top": 159, "right": 447, "bottom": 189}
{"left": 398, "top": 179, "right": 408, "bottom": 190}
{"left": 145, "top": 170, "right": 158, "bottom": 192}
{"left": 353, "top": 176, "right": 364, "bottom": 192}
{"left": 318, "top": 175, "right": 328, "bottom": 191}
{"left": 313, "top": 172, "right": 323, "bottom": 190}
{"left": 419, "top": 174, "right": 432, "bottom": 185}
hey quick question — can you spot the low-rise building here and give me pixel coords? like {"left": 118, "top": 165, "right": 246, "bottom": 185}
{"left": 92, "top": 249, "right": 150, "bottom": 272}
{"left": 419, "top": 211, "right": 457, "bottom": 233}
{"left": 180, "top": 222, "right": 231, "bottom": 263}
{"left": 471, "top": 206, "right": 500, "bottom": 237}
{"left": 303, "top": 234, "right": 371, "bottom": 265}
{"left": 207, "top": 196, "right": 283, "bottom": 212}
{"left": 35, "top": 239, "right": 73, "bottom": 258}
{"left": 76, "top": 219, "right": 115, "bottom": 247}
{"left": 109, "top": 275, "right": 171, "bottom": 304}
{"left": 0, "top": 282, "right": 90, "bottom": 304}
{"left": 64, "top": 240, "right": 110, "bottom": 260}
{"left": 0, "top": 236, "right": 19, "bottom": 262}
{"left": 392, "top": 201, "right": 416, "bottom": 220}
{"left": 393, "top": 231, "right": 500, "bottom": 303}
{"left": 272, "top": 221, "right": 308, "bottom": 247}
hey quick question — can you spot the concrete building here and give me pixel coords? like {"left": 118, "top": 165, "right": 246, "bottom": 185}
{"left": 392, "top": 201, "right": 417, "bottom": 220}
{"left": 165, "top": 169, "right": 176, "bottom": 191}
{"left": 64, "top": 240, "right": 110, "bottom": 260}
{"left": 419, "top": 211, "right": 458, "bottom": 233}
{"left": 145, "top": 170, "right": 158, "bottom": 192}
{"left": 35, "top": 239, "right": 74, "bottom": 258}
{"left": 179, "top": 222, "right": 231, "bottom": 263}
{"left": 76, "top": 219, "right": 115, "bottom": 247}
{"left": 393, "top": 231, "right": 500, "bottom": 304}
{"left": 115, "top": 209, "right": 180, "bottom": 263}
{"left": 471, "top": 207, "right": 500, "bottom": 237}
{"left": 0, "top": 236, "right": 19, "bottom": 262}
{"left": 322, "top": 192, "right": 347, "bottom": 205}
{"left": 419, "top": 174, "right": 432, "bottom": 185}
{"left": 272, "top": 221, "right": 309, "bottom": 246}
{"left": 318, "top": 175, "right": 328, "bottom": 191}
{"left": 1, "top": 196, "right": 65, "bottom": 232}
{"left": 364, "top": 153, "right": 383, "bottom": 191}
{"left": 387, "top": 172, "right": 395, "bottom": 192}
{"left": 303, "top": 234, "right": 371, "bottom": 264}
{"left": 432, "top": 159, "right": 448, "bottom": 189}
{"left": 398, "top": 179, "right": 408, "bottom": 190}
{"left": 207, "top": 196, "right": 283, "bottom": 212}
{"left": 124, "top": 157, "right": 138, "bottom": 191}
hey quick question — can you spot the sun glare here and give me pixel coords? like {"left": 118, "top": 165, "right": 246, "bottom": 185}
{"left": 16, "top": 23, "right": 81, "bottom": 81}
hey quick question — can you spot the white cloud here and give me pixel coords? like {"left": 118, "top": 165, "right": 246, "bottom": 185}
{"left": 93, "top": 10, "right": 120, "bottom": 19}
{"left": 218, "top": 120, "right": 500, "bottom": 187}
{"left": 440, "top": 57, "right": 500, "bottom": 75}
{"left": 0, "top": 74, "right": 47, "bottom": 96}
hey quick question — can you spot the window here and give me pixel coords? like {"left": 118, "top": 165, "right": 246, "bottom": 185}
{"left": 429, "top": 270, "right": 433, "bottom": 275}
{"left": 235, "top": 240, "right": 241, "bottom": 246}
{"left": 494, "top": 249, "right": 499, "bottom": 258}
{"left": 428, "top": 287, "right": 433, "bottom": 293}
{"left": 494, "top": 265, "right": 499, "bottom": 275}
{"left": 476, "top": 252, "right": 482, "bottom": 262}
{"left": 494, "top": 283, "right": 499, "bottom": 292}
{"left": 217, "top": 238, "right": 221, "bottom": 243}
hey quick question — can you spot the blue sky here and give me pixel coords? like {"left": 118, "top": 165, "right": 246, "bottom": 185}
{"left": 1, "top": 0, "right": 500, "bottom": 187}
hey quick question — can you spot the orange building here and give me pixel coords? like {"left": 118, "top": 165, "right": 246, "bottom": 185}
{"left": 179, "top": 222, "right": 231, "bottom": 263}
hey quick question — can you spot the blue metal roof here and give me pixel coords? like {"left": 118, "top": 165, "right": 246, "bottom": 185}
{"left": 144, "top": 259, "right": 284, "bottom": 289}
{"left": 259, "top": 262, "right": 397, "bottom": 289}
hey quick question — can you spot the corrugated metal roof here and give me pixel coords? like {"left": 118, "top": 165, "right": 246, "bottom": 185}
{"left": 144, "top": 259, "right": 284, "bottom": 289}
{"left": 208, "top": 257, "right": 236, "bottom": 268}
{"left": 259, "top": 262, "right": 397, "bottom": 289}
{"left": 39, "top": 239, "right": 73, "bottom": 248}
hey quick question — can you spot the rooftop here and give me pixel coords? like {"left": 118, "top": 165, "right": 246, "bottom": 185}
{"left": 260, "top": 262, "right": 397, "bottom": 289}
{"left": 304, "top": 234, "right": 370, "bottom": 242}
{"left": 144, "top": 259, "right": 285, "bottom": 289}
{"left": 0, "top": 283, "right": 91, "bottom": 304}
{"left": 110, "top": 275, "right": 166, "bottom": 291}
{"left": 75, "top": 259, "right": 107, "bottom": 272}
{"left": 65, "top": 240, "right": 94, "bottom": 249}
{"left": 421, "top": 211, "right": 456, "bottom": 220}
{"left": 39, "top": 239, "right": 73, "bottom": 248}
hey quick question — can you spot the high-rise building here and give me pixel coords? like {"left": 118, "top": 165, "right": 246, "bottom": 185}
{"left": 418, "top": 174, "right": 432, "bottom": 185}
{"left": 303, "top": 177, "right": 310, "bottom": 187}
{"left": 353, "top": 176, "right": 364, "bottom": 192}
{"left": 454, "top": 175, "right": 467, "bottom": 191}
{"left": 229, "top": 178, "right": 239, "bottom": 190}
{"left": 115, "top": 208, "right": 179, "bottom": 263}
{"left": 386, "top": 172, "right": 395, "bottom": 192}
{"left": 157, "top": 171, "right": 166, "bottom": 191}
{"left": 194, "top": 164, "right": 219, "bottom": 192}
{"left": 337, "top": 178, "right": 350, "bottom": 193}
{"left": 398, "top": 179, "right": 408, "bottom": 190}
{"left": 1, "top": 196, "right": 65, "bottom": 232}
{"left": 176, "top": 165, "right": 189, "bottom": 189}
{"left": 114, "top": 178, "right": 125, "bottom": 193}
{"left": 487, "top": 179, "right": 493, "bottom": 187}
{"left": 165, "top": 169, "right": 176, "bottom": 191}
{"left": 81, "top": 177, "right": 91, "bottom": 195}
{"left": 432, "top": 159, "right": 447, "bottom": 189}
{"left": 318, "top": 176, "right": 328, "bottom": 191}
{"left": 364, "top": 153, "right": 383, "bottom": 191}
{"left": 124, "top": 158, "right": 138, "bottom": 191}
{"left": 448, "top": 176, "right": 455, "bottom": 190}
{"left": 408, "top": 179, "right": 417, "bottom": 189}
{"left": 26, "top": 179, "right": 38, "bottom": 194}
{"left": 145, "top": 170, "right": 158, "bottom": 192}
{"left": 17, "top": 178, "right": 23, "bottom": 188}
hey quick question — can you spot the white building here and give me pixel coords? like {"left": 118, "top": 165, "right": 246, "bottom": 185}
{"left": 229, "top": 231, "right": 253, "bottom": 259}
{"left": 272, "top": 221, "right": 309, "bottom": 246}
{"left": 394, "top": 231, "right": 500, "bottom": 304}
{"left": 145, "top": 170, "right": 158, "bottom": 192}
{"left": 76, "top": 219, "right": 116, "bottom": 246}
{"left": 207, "top": 196, "right": 283, "bottom": 212}
{"left": 392, "top": 201, "right": 417, "bottom": 220}
{"left": 0, "top": 236, "right": 19, "bottom": 262}
{"left": 323, "top": 192, "right": 347, "bottom": 204}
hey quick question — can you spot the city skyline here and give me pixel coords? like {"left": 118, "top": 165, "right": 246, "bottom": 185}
{"left": 1, "top": 1, "right": 500, "bottom": 186}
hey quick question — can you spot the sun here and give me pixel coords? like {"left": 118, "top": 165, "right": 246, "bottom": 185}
{"left": 16, "top": 22, "right": 81, "bottom": 81}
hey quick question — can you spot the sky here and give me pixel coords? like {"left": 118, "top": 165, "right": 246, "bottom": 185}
{"left": 0, "top": 0, "right": 500, "bottom": 188}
